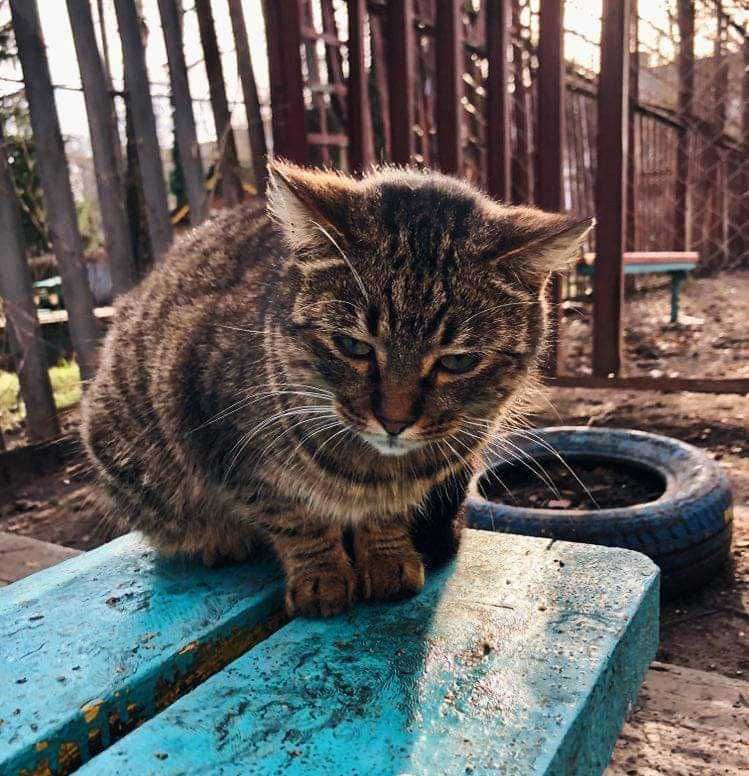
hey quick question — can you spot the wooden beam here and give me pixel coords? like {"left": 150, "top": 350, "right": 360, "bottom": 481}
{"left": 114, "top": 0, "right": 173, "bottom": 262}
{"left": 227, "top": 0, "right": 268, "bottom": 195}
{"left": 626, "top": 0, "right": 638, "bottom": 251}
{"left": 347, "top": 0, "right": 375, "bottom": 173}
{"left": 262, "top": 0, "right": 308, "bottom": 164}
{"left": 435, "top": 0, "right": 462, "bottom": 174}
{"left": 157, "top": 0, "right": 208, "bottom": 224}
{"left": 486, "top": 0, "right": 511, "bottom": 200}
{"left": 67, "top": 0, "right": 136, "bottom": 296}
{"left": 0, "top": 123, "right": 59, "bottom": 442}
{"left": 674, "top": 0, "right": 694, "bottom": 252}
{"left": 536, "top": 0, "right": 565, "bottom": 374}
{"left": 10, "top": 0, "right": 99, "bottom": 381}
{"left": 386, "top": 0, "right": 415, "bottom": 164}
{"left": 546, "top": 375, "right": 749, "bottom": 396}
{"left": 593, "top": 0, "right": 630, "bottom": 377}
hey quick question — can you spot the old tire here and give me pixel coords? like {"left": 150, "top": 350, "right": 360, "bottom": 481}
{"left": 466, "top": 427, "right": 733, "bottom": 598}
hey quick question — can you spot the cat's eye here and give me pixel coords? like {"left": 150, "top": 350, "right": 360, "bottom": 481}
{"left": 438, "top": 353, "right": 481, "bottom": 374}
{"left": 333, "top": 334, "right": 373, "bottom": 359}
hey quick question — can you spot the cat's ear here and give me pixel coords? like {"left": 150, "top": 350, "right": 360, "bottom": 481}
{"left": 493, "top": 213, "right": 595, "bottom": 285}
{"left": 267, "top": 160, "right": 358, "bottom": 252}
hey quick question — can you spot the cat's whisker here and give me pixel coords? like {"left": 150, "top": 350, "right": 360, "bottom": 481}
{"left": 510, "top": 429, "right": 601, "bottom": 509}
{"left": 310, "top": 220, "right": 369, "bottom": 303}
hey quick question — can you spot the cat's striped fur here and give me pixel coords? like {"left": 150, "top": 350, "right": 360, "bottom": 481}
{"left": 82, "top": 163, "right": 592, "bottom": 616}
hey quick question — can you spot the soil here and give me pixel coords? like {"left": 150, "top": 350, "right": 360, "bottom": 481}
{"left": 479, "top": 456, "right": 665, "bottom": 510}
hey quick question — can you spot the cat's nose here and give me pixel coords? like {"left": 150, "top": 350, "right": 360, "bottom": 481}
{"left": 374, "top": 413, "right": 411, "bottom": 436}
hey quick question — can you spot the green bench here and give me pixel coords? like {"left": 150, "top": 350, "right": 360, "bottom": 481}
{"left": 0, "top": 530, "right": 658, "bottom": 775}
{"left": 577, "top": 251, "right": 699, "bottom": 323}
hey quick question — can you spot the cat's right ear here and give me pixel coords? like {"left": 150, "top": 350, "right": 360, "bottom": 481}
{"left": 267, "top": 160, "right": 358, "bottom": 252}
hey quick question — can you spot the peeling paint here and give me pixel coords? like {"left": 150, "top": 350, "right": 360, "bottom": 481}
{"left": 80, "top": 700, "right": 103, "bottom": 723}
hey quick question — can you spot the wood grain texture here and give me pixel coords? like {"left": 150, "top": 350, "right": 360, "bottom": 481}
{"left": 0, "top": 533, "right": 284, "bottom": 775}
{"left": 77, "top": 530, "right": 658, "bottom": 775}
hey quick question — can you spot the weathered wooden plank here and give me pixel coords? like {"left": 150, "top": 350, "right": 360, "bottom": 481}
{"left": 536, "top": 0, "right": 565, "bottom": 375}
{"left": 593, "top": 0, "right": 630, "bottom": 377}
{"left": 79, "top": 531, "right": 659, "bottom": 775}
{"left": 435, "top": 0, "right": 463, "bottom": 174}
{"left": 546, "top": 374, "right": 749, "bottom": 395}
{"left": 386, "top": 0, "right": 415, "bottom": 164}
{"left": 486, "top": 0, "right": 511, "bottom": 200}
{"left": 0, "top": 533, "right": 79, "bottom": 587}
{"left": 347, "top": 0, "right": 375, "bottom": 172}
{"left": 0, "top": 533, "right": 285, "bottom": 775}
{"left": 263, "top": 0, "right": 308, "bottom": 164}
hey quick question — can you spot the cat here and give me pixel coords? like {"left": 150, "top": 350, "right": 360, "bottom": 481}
{"left": 81, "top": 162, "right": 592, "bottom": 617}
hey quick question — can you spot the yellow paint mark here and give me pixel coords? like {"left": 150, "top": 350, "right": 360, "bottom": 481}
{"left": 57, "top": 741, "right": 81, "bottom": 769}
{"left": 34, "top": 741, "right": 48, "bottom": 752}
{"left": 178, "top": 641, "right": 198, "bottom": 655}
{"left": 81, "top": 699, "right": 104, "bottom": 723}
{"left": 26, "top": 760, "right": 52, "bottom": 776}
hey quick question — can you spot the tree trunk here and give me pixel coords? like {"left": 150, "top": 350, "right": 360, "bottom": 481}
{"left": 67, "top": 0, "right": 136, "bottom": 298}
{"left": 158, "top": 0, "right": 207, "bottom": 224}
{"left": 114, "top": 0, "right": 173, "bottom": 260}
{"left": 226, "top": 0, "right": 267, "bottom": 195}
{"left": 0, "top": 124, "right": 59, "bottom": 443}
{"left": 194, "top": 0, "right": 243, "bottom": 207}
{"left": 10, "top": 0, "right": 99, "bottom": 382}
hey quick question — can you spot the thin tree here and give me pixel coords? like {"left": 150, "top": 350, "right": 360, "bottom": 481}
{"left": 227, "top": 0, "right": 267, "bottom": 195}
{"left": 9, "top": 0, "right": 99, "bottom": 382}
{"left": 67, "top": 0, "right": 136, "bottom": 298}
{"left": 0, "top": 123, "right": 59, "bottom": 443}
{"left": 158, "top": 0, "right": 207, "bottom": 224}
{"left": 194, "top": 0, "right": 243, "bottom": 207}
{"left": 114, "top": 0, "right": 173, "bottom": 260}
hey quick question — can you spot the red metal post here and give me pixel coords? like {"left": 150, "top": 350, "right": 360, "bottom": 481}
{"left": 593, "top": 0, "right": 630, "bottom": 377}
{"left": 675, "top": 0, "right": 694, "bottom": 252}
{"left": 435, "top": 0, "right": 463, "bottom": 175}
{"left": 626, "top": 0, "right": 638, "bottom": 251}
{"left": 386, "top": 0, "right": 415, "bottom": 164}
{"left": 347, "top": 0, "right": 374, "bottom": 172}
{"left": 486, "top": 0, "right": 511, "bottom": 200}
{"left": 536, "top": 0, "right": 565, "bottom": 373}
{"left": 263, "top": 0, "right": 308, "bottom": 164}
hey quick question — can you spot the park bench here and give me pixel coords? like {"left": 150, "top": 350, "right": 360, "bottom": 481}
{"left": 0, "top": 530, "right": 658, "bottom": 775}
{"left": 577, "top": 251, "right": 699, "bottom": 323}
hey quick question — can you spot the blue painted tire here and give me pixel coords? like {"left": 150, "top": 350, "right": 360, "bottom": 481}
{"left": 466, "top": 427, "right": 733, "bottom": 597}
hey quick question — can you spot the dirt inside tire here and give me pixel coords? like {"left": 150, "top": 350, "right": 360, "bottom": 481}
{"left": 478, "top": 455, "right": 666, "bottom": 510}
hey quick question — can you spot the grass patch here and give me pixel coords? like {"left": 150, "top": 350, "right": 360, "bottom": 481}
{"left": 0, "top": 359, "right": 81, "bottom": 432}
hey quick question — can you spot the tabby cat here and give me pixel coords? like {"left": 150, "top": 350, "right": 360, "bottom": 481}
{"left": 82, "top": 163, "right": 592, "bottom": 617}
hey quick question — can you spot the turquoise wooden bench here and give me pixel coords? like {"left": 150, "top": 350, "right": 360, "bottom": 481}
{"left": 0, "top": 530, "right": 658, "bottom": 775}
{"left": 577, "top": 251, "right": 698, "bottom": 323}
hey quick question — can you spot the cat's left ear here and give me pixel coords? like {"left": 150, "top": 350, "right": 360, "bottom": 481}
{"left": 495, "top": 214, "right": 595, "bottom": 285}
{"left": 267, "top": 159, "right": 358, "bottom": 252}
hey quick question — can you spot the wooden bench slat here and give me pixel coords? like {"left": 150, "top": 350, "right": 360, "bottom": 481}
{"left": 582, "top": 251, "right": 699, "bottom": 267}
{"left": 78, "top": 531, "right": 659, "bottom": 776}
{"left": 0, "top": 533, "right": 285, "bottom": 775}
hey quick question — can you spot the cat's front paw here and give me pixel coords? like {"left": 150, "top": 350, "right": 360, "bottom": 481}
{"left": 357, "top": 549, "right": 425, "bottom": 603}
{"left": 285, "top": 561, "right": 356, "bottom": 618}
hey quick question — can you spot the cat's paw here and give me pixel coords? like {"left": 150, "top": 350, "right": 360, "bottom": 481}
{"left": 357, "top": 549, "right": 425, "bottom": 603}
{"left": 285, "top": 561, "right": 356, "bottom": 618}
